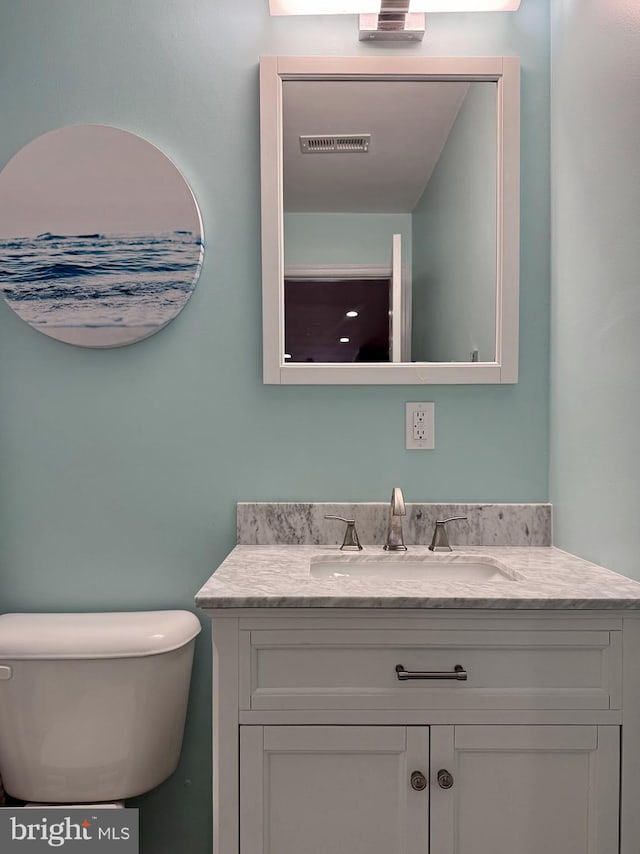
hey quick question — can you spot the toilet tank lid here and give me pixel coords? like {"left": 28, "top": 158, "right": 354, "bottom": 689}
{"left": 0, "top": 611, "right": 201, "bottom": 659}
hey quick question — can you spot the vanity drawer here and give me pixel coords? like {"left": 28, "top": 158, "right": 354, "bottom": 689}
{"left": 240, "top": 629, "right": 621, "bottom": 712}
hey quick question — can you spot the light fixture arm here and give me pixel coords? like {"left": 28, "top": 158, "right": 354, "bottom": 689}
{"left": 359, "top": 2, "right": 426, "bottom": 41}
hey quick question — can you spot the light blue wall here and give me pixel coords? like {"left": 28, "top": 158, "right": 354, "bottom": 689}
{"left": 284, "top": 212, "right": 412, "bottom": 267}
{"left": 550, "top": 0, "right": 640, "bottom": 578}
{"left": 0, "top": 2, "right": 549, "bottom": 851}
{"left": 412, "top": 83, "right": 497, "bottom": 362}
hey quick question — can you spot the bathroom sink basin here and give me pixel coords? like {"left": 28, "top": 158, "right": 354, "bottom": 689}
{"left": 310, "top": 556, "right": 522, "bottom": 582}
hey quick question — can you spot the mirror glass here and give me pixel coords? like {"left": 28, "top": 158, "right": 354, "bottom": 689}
{"left": 282, "top": 79, "right": 497, "bottom": 365}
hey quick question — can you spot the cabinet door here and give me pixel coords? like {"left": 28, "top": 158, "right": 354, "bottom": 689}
{"left": 240, "top": 725, "right": 429, "bottom": 854}
{"left": 430, "top": 725, "right": 619, "bottom": 854}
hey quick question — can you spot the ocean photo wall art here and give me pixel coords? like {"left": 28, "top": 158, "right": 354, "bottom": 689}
{"left": 0, "top": 124, "right": 204, "bottom": 347}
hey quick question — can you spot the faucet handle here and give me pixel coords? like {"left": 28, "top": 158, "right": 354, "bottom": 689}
{"left": 324, "top": 515, "right": 363, "bottom": 551}
{"left": 429, "top": 516, "right": 468, "bottom": 552}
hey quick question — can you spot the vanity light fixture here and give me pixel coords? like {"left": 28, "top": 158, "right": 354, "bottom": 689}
{"left": 269, "top": 0, "right": 521, "bottom": 41}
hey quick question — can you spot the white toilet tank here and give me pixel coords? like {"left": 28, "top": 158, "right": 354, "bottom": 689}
{"left": 0, "top": 610, "right": 201, "bottom": 803}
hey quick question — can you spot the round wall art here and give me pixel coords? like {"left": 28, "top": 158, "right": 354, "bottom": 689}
{"left": 0, "top": 124, "right": 204, "bottom": 347}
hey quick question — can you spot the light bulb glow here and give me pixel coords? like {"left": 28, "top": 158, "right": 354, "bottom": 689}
{"left": 270, "top": 0, "right": 520, "bottom": 13}
{"left": 346, "top": 310, "right": 359, "bottom": 318}
{"left": 339, "top": 337, "right": 350, "bottom": 343}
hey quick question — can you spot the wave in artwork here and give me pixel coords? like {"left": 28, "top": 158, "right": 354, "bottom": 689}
{"left": 0, "top": 231, "right": 204, "bottom": 346}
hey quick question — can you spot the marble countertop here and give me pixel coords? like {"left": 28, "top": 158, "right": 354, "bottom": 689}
{"left": 194, "top": 545, "right": 640, "bottom": 610}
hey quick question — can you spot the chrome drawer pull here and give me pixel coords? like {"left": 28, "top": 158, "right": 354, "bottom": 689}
{"left": 395, "top": 664, "right": 468, "bottom": 681}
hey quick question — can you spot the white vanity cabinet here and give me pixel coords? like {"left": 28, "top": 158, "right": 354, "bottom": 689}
{"left": 206, "top": 610, "right": 640, "bottom": 854}
{"left": 240, "top": 724, "right": 618, "bottom": 854}
{"left": 429, "top": 724, "right": 618, "bottom": 854}
{"left": 240, "top": 725, "right": 430, "bottom": 854}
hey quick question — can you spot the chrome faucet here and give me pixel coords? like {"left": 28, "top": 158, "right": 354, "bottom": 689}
{"left": 429, "top": 516, "right": 468, "bottom": 552}
{"left": 384, "top": 487, "right": 407, "bottom": 551}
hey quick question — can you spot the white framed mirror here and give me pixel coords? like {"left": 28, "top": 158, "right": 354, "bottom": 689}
{"left": 260, "top": 55, "right": 520, "bottom": 384}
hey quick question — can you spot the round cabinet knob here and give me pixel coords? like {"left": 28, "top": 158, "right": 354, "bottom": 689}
{"left": 410, "top": 771, "right": 428, "bottom": 791}
{"left": 437, "top": 769, "right": 454, "bottom": 790}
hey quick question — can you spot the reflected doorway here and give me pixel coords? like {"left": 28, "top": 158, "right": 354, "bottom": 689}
{"left": 284, "top": 275, "right": 392, "bottom": 362}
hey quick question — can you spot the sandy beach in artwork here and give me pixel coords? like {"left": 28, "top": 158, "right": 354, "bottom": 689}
{"left": 48, "top": 326, "right": 162, "bottom": 347}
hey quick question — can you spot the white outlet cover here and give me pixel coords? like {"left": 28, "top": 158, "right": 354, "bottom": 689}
{"left": 405, "top": 402, "right": 435, "bottom": 449}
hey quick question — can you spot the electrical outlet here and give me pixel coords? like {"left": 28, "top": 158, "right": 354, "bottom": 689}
{"left": 405, "top": 402, "right": 435, "bottom": 449}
